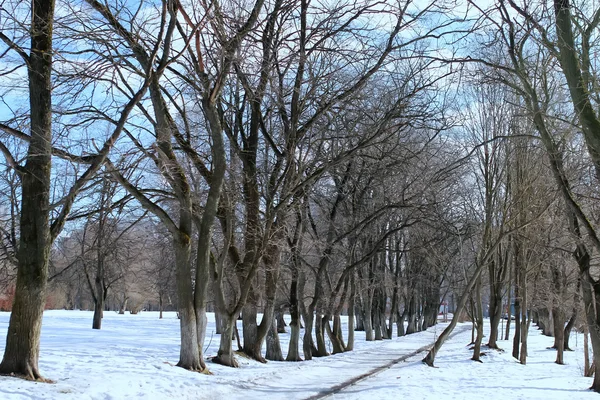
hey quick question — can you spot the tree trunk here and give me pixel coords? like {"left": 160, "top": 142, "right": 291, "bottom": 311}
{"left": 564, "top": 277, "right": 580, "bottom": 351}
{"left": 265, "top": 317, "right": 283, "bottom": 361}
{"left": 512, "top": 277, "right": 521, "bottom": 360}
{"left": 584, "top": 323, "right": 592, "bottom": 377}
{"left": 0, "top": 0, "right": 55, "bottom": 381}
{"left": 406, "top": 296, "right": 417, "bottom": 335}
{"left": 159, "top": 294, "right": 164, "bottom": 319}
{"left": 215, "top": 312, "right": 223, "bottom": 335}
{"left": 553, "top": 307, "right": 565, "bottom": 364}
{"left": 276, "top": 312, "right": 287, "bottom": 334}
{"left": 345, "top": 274, "right": 356, "bottom": 351}
{"left": 174, "top": 237, "right": 201, "bottom": 371}
{"left": 92, "top": 296, "right": 104, "bottom": 330}
{"left": 249, "top": 252, "right": 281, "bottom": 362}
{"left": 504, "top": 267, "right": 512, "bottom": 341}
{"left": 397, "top": 309, "right": 406, "bottom": 337}
{"left": 472, "top": 277, "right": 484, "bottom": 362}
{"left": 364, "top": 300, "right": 374, "bottom": 341}
{"left": 242, "top": 300, "right": 259, "bottom": 359}
{"left": 314, "top": 313, "right": 329, "bottom": 356}
{"left": 423, "top": 241, "right": 495, "bottom": 366}
{"left": 302, "top": 311, "right": 314, "bottom": 360}
{"left": 325, "top": 315, "right": 345, "bottom": 354}
{"left": 519, "top": 264, "right": 528, "bottom": 365}
{"left": 213, "top": 315, "right": 238, "bottom": 367}
{"left": 287, "top": 270, "right": 302, "bottom": 361}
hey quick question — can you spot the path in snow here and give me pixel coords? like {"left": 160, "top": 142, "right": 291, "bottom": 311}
{"left": 305, "top": 325, "right": 470, "bottom": 399}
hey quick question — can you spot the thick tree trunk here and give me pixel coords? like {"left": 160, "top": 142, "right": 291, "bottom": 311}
{"left": 276, "top": 312, "right": 287, "bottom": 334}
{"left": 302, "top": 311, "right": 314, "bottom": 360}
{"left": 249, "top": 254, "right": 281, "bottom": 362}
{"left": 325, "top": 315, "right": 345, "bottom": 354}
{"left": 287, "top": 271, "right": 302, "bottom": 360}
{"left": 314, "top": 314, "right": 329, "bottom": 356}
{"left": 0, "top": 0, "right": 55, "bottom": 381}
{"left": 213, "top": 315, "right": 238, "bottom": 367}
{"left": 490, "top": 241, "right": 509, "bottom": 349}
{"left": 174, "top": 237, "right": 201, "bottom": 371}
{"left": 553, "top": 308, "right": 565, "bottom": 364}
{"left": 287, "top": 317, "right": 302, "bottom": 362}
{"left": 406, "top": 296, "right": 417, "bottom": 335}
{"left": 266, "top": 317, "right": 283, "bottom": 361}
{"left": 397, "top": 309, "right": 406, "bottom": 337}
{"left": 92, "top": 296, "right": 104, "bottom": 330}
{"left": 242, "top": 301, "right": 259, "bottom": 359}
{"left": 373, "top": 292, "right": 383, "bottom": 341}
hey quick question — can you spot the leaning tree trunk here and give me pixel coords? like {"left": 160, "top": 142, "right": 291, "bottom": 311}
{"left": 423, "top": 242, "right": 493, "bottom": 367}
{"left": 325, "top": 315, "right": 345, "bottom": 354}
{"left": 0, "top": 0, "right": 55, "bottom": 381}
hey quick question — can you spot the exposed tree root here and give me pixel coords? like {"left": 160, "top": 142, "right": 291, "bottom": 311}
{"left": 212, "top": 354, "right": 239, "bottom": 368}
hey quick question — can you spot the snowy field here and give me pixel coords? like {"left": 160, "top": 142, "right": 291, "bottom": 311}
{"left": 0, "top": 311, "right": 596, "bottom": 399}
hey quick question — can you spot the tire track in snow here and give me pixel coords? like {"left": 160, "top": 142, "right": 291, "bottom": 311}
{"left": 304, "top": 325, "right": 471, "bottom": 400}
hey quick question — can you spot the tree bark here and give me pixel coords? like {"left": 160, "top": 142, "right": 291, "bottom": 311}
{"left": 0, "top": 0, "right": 55, "bottom": 381}
{"left": 213, "top": 315, "right": 238, "bottom": 368}
{"left": 471, "top": 276, "right": 484, "bottom": 362}
{"left": 266, "top": 317, "right": 283, "bottom": 361}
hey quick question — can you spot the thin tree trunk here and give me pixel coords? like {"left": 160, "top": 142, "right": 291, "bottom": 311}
{"left": 472, "top": 277, "right": 484, "bottom": 362}
{"left": 345, "top": 274, "right": 356, "bottom": 351}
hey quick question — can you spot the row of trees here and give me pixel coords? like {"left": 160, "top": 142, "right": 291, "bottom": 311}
{"left": 1, "top": 0, "right": 600, "bottom": 394}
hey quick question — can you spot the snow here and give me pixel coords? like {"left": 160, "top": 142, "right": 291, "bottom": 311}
{"left": 0, "top": 311, "right": 595, "bottom": 399}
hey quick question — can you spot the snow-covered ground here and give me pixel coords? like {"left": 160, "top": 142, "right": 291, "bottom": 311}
{"left": 0, "top": 311, "right": 595, "bottom": 399}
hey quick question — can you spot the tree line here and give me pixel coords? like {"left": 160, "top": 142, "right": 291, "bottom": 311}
{"left": 1, "top": 0, "right": 600, "bottom": 393}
